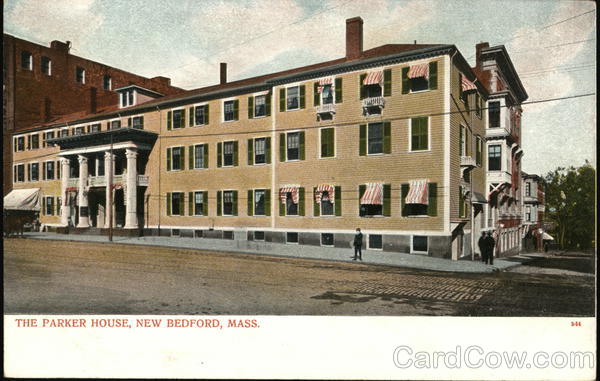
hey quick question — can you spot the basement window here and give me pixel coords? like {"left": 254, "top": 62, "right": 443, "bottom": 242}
{"left": 286, "top": 232, "right": 299, "bottom": 244}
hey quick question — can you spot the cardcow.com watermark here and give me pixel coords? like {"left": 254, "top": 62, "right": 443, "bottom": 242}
{"left": 393, "top": 346, "right": 596, "bottom": 370}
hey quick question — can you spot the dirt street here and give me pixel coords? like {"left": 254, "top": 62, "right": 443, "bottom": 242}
{"left": 3, "top": 239, "right": 595, "bottom": 316}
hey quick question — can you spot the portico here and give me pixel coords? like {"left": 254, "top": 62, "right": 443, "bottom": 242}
{"left": 48, "top": 128, "right": 156, "bottom": 231}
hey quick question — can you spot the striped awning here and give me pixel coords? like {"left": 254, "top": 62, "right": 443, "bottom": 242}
{"left": 360, "top": 182, "right": 383, "bottom": 205}
{"left": 317, "top": 77, "right": 334, "bottom": 93}
{"left": 279, "top": 185, "right": 299, "bottom": 204}
{"left": 315, "top": 184, "right": 335, "bottom": 204}
{"left": 407, "top": 63, "right": 429, "bottom": 79}
{"left": 363, "top": 71, "right": 383, "bottom": 85}
{"left": 405, "top": 179, "right": 429, "bottom": 205}
{"left": 461, "top": 75, "right": 477, "bottom": 91}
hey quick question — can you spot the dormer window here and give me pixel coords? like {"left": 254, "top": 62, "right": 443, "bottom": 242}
{"left": 120, "top": 90, "right": 134, "bottom": 107}
{"left": 116, "top": 85, "right": 163, "bottom": 109}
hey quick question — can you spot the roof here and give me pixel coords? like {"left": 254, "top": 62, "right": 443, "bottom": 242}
{"left": 47, "top": 128, "right": 158, "bottom": 151}
{"left": 474, "top": 45, "right": 528, "bottom": 103}
{"left": 19, "top": 43, "right": 463, "bottom": 132}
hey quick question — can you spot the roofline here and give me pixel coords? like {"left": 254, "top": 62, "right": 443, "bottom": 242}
{"left": 114, "top": 84, "right": 164, "bottom": 97}
{"left": 480, "top": 45, "right": 528, "bottom": 102}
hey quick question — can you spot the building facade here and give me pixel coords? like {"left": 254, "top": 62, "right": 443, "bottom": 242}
{"left": 11, "top": 17, "right": 502, "bottom": 260}
{"left": 3, "top": 34, "right": 183, "bottom": 196}
{"left": 521, "top": 172, "right": 545, "bottom": 252}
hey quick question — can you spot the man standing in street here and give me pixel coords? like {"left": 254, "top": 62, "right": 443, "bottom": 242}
{"left": 478, "top": 231, "right": 487, "bottom": 263}
{"left": 353, "top": 228, "right": 363, "bottom": 261}
{"left": 485, "top": 231, "right": 495, "bottom": 265}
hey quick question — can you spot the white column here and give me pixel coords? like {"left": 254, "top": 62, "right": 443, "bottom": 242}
{"left": 60, "top": 158, "right": 71, "bottom": 226}
{"left": 104, "top": 152, "right": 114, "bottom": 230}
{"left": 76, "top": 155, "right": 90, "bottom": 228}
{"left": 124, "top": 148, "right": 138, "bottom": 229}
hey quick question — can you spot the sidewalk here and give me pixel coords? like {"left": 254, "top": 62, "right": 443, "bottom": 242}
{"left": 21, "top": 232, "right": 534, "bottom": 274}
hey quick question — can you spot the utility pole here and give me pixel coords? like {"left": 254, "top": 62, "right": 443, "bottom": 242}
{"left": 108, "top": 132, "right": 113, "bottom": 242}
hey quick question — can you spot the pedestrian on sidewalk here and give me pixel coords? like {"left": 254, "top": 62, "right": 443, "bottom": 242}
{"left": 478, "top": 231, "right": 487, "bottom": 263}
{"left": 353, "top": 228, "right": 363, "bottom": 261}
{"left": 485, "top": 231, "right": 495, "bottom": 265}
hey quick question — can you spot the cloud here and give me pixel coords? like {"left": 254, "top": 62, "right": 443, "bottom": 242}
{"left": 5, "top": 0, "right": 104, "bottom": 55}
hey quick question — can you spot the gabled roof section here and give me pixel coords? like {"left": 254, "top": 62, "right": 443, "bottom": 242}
{"left": 478, "top": 45, "right": 528, "bottom": 103}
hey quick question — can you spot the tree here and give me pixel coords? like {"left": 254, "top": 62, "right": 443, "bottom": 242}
{"left": 544, "top": 161, "right": 595, "bottom": 250}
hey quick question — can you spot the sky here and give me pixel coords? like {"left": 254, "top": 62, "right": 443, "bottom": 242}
{"left": 4, "top": 0, "right": 596, "bottom": 176}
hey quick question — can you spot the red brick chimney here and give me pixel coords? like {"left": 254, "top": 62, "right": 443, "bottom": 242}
{"left": 220, "top": 63, "right": 227, "bottom": 85}
{"left": 475, "top": 42, "right": 489, "bottom": 69}
{"left": 50, "top": 40, "right": 71, "bottom": 54}
{"left": 346, "top": 17, "right": 363, "bottom": 60}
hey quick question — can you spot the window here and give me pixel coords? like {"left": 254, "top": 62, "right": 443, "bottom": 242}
{"left": 286, "top": 232, "right": 299, "bottom": 244}
{"left": 57, "top": 197, "right": 62, "bottom": 216}
{"left": 45, "top": 161, "right": 55, "bottom": 180}
{"left": 286, "top": 86, "right": 300, "bottom": 110}
{"left": 193, "top": 191, "right": 205, "bottom": 216}
{"left": 223, "top": 141, "right": 234, "bottom": 167}
{"left": 131, "top": 116, "right": 144, "bottom": 129}
{"left": 525, "top": 182, "right": 531, "bottom": 197}
{"left": 45, "top": 197, "right": 55, "bottom": 216}
{"left": 401, "top": 182, "right": 437, "bottom": 217}
{"left": 401, "top": 63, "right": 438, "bottom": 94}
{"left": 285, "top": 192, "right": 298, "bottom": 216}
{"left": 368, "top": 234, "right": 383, "bottom": 250}
{"left": 14, "top": 164, "right": 25, "bottom": 183}
{"left": 193, "top": 104, "right": 209, "bottom": 126}
{"left": 412, "top": 236, "right": 428, "bottom": 253}
{"left": 359, "top": 183, "right": 390, "bottom": 217}
{"left": 488, "top": 145, "right": 501, "bottom": 171}
{"left": 172, "top": 109, "right": 184, "bottom": 129}
{"left": 103, "top": 75, "right": 112, "bottom": 90}
{"left": 254, "top": 95, "right": 266, "bottom": 117}
{"left": 286, "top": 132, "right": 300, "bottom": 161}
{"left": 76, "top": 67, "right": 85, "bottom": 84}
{"left": 121, "top": 90, "right": 135, "bottom": 107}
{"left": 320, "top": 128, "right": 335, "bottom": 158}
{"left": 195, "top": 230, "right": 203, "bottom": 238}
{"left": 222, "top": 190, "right": 235, "bottom": 216}
{"left": 168, "top": 192, "right": 184, "bottom": 216}
{"left": 41, "top": 56, "right": 51, "bottom": 75}
{"left": 525, "top": 206, "right": 531, "bottom": 222}
{"left": 171, "top": 229, "right": 180, "bottom": 237}
{"left": 223, "top": 100, "right": 238, "bottom": 122}
{"left": 459, "top": 186, "right": 467, "bottom": 218}
{"left": 21, "top": 51, "right": 32, "bottom": 70}
{"left": 43, "top": 131, "right": 54, "bottom": 147}
{"left": 254, "top": 138, "right": 267, "bottom": 164}
{"left": 14, "top": 136, "right": 25, "bottom": 152}
{"left": 320, "top": 191, "right": 334, "bottom": 216}
{"left": 30, "top": 134, "right": 39, "bottom": 150}
{"left": 321, "top": 84, "right": 334, "bottom": 105}
{"left": 90, "top": 123, "right": 101, "bottom": 133}
{"left": 476, "top": 137, "right": 482, "bottom": 166}
{"left": 368, "top": 123, "right": 384, "bottom": 154}
{"left": 110, "top": 120, "right": 121, "bottom": 130}
{"left": 29, "top": 163, "right": 39, "bottom": 181}
{"left": 193, "top": 144, "right": 206, "bottom": 169}
{"left": 223, "top": 231, "right": 234, "bottom": 240}
{"left": 60, "top": 129, "right": 69, "bottom": 137}
{"left": 459, "top": 125, "right": 466, "bottom": 156}
{"left": 489, "top": 101, "right": 501, "bottom": 128}
{"left": 217, "top": 141, "right": 238, "bottom": 168}
{"left": 254, "top": 189, "right": 266, "bottom": 216}
{"left": 74, "top": 126, "right": 85, "bottom": 135}
{"left": 410, "top": 117, "right": 429, "bottom": 151}
{"left": 279, "top": 131, "right": 304, "bottom": 162}
{"left": 170, "top": 147, "right": 183, "bottom": 171}
{"left": 321, "top": 233, "right": 334, "bottom": 246}
{"left": 254, "top": 231, "right": 265, "bottom": 241}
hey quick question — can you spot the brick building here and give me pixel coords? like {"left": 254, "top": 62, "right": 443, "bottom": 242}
{"left": 9, "top": 17, "right": 514, "bottom": 260}
{"left": 521, "top": 172, "right": 545, "bottom": 252}
{"left": 3, "top": 34, "right": 183, "bottom": 196}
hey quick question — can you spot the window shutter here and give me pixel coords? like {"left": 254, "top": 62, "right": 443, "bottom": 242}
{"left": 217, "top": 191, "right": 222, "bottom": 216}
{"left": 401, "top": 184, "right": 409, "bottom": 216}
{"left": 203, "top": 191, "right": 208, "bottom": 215}
{"left": 358, "top": 185, "right": 366, "bottom": 215}
{"left": 27, "top": 164, "right": 31, "bottom": 181}
{"left": 248, "top": 139, "right": 254, "bottom": 165}
{"left": 429, "top": 62, "right": 438, "bottom": 90}
{"left": 42, "top": 162, "right": 46, "bottom": 180}
{"left": 167, "top": 111, "right": 172, "bottom": 130}
{"left": 189, "top": 107, "right": 194, "bottom": 126}
{"left": 203, "top": 144, "right": 209, "bottom": 168}
{"left": 166, "top": 148, "right": 172, "bottom": 171}
{"left": 233, "top": 141, "right": 239, "bottom": 166}
{"left": 265, "top": 93, "right": 271, "bottom": 116}
{"left": 299, "top": 131, "right": 305, "bottom": 160}
{"left": 402, "top": 67, "right": 409, "bottom": 94}
{"left": 279, "top": 190, "right": 285, "bottom": 216}
{"left": 383, "top": 69, "right": 392, "bottom": 97}
{"left": 329, "top": 128, "right": 335, "bottom": 156}
{"left": 180, "top": 109, "right": 186, "bottom": 128}
{"left": 166, "top": 193, "right": 171, "bottom": 216}
{"left": 265, "top": 189, "right": 271, "bottom": 216}
{"left": 189, "top": 192, "right": 193, "bottom": 216}
{"left": 179, "top": 192, "right": 184, "bottom": 216}
{"left": 313, "top": 82, "right": 320, "bottom": 106}
{"left": 55, "top": 197, "right": 60, "bottom": 216}
{"left": 427, "top": 183, "right": 437, "bottom": 216}
{"left": 335, "top": 186, "right": 342, "bottom": 216}
{"left": 383, "top": 121, "right": 391, "bottom": 154}
{"left": 27, "top": 136, "right": 31, "bottom": 150}
{"left": 279, "top": 88, "right": 286, "bottom": 112}
{"left": 279, "top": 133, "right": 286, "bottom": 162}
{"left": 335, "top": 78, "right": 343, "bottom": 103}
{"left": 359, "top": 74, "right": 367, "bottom": 99}
{"left": 459, "top": 127, "right": 464, "bottom": 156}
{"left": 233, "top": 100, "right": 239, "bottom": 120}
{"left": 247, "top": 190, "right": 253, "bottom": 216}
{"left": 204, "top": 104, "right": 210, "bottom": 124}
{"left": 217, "top": 143, "right": 222, "bottom": 168}
{"left": 265, "top": 137, "right": 272, "bottom": 164}
{"left": 232, "top": 190, "right": 238, "bottom": 216}
{"left": 127, "top": 117, "right": 132, "bottom": 128}
{"left": 359, "top": 124, "right": 367, "bottom": 156}
{"left": 248, "top": 96, "right": 254, "bottom": 119}
{"left": 189, "top": 145, "right": 194, "bottom": 169}
{"left": 313, "top": 187, "right": 320, "bottom": 217}
{"left": 383, "top": 184, "right": 391, "bottom": 216}
{"left": 140, "top": 116, "right": 144, "bottom": 129}
{"left": 299, "top": 85, "right": 305, "bottom": 109}
{"left": 298, "top": 187, "right": 305, "bottom": 216}
{"left": 180, "top": 146, "right": 185, "bottom": 170}
{"left": 41, "top": 197, "right": 45, "bottom": 216}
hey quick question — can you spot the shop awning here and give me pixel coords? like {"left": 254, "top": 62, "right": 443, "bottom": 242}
{"left": 471, "top": 191, "right": 488, "bottom": 204}
{"left": 317, "top": 77, "right": 334, "bottom": 94}
{"left": 3, "top": 188, "right": 41, "bottom": 211}
{"left": 315, "top": 184, "right": 335, "bottom": 204}
{"left": 360, "top": 183, "right": 383, "bottom": 205}
{"left": 407, "top": 63, "right": 429, "bottom": 79}
{"left": 279, "top": 185, "right": 299, "bottom": 204}
{"left": 461, "top": 75, "right": 477, "bottom": 91}
{"left": 405, "top": 179, "right": 429, "bottom": 205}
{"left": 363, "top": 71, "right": 383, "bottom": 85}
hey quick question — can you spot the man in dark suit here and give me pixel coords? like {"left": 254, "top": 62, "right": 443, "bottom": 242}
{"left": 353, "top": 228, "right": 363, "bottom": 261}
{"left": 478, "top": 231, "right": 487, "bottom": 263}
{"left": 485, "top": 231, "right": 495, "bottom": 265}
